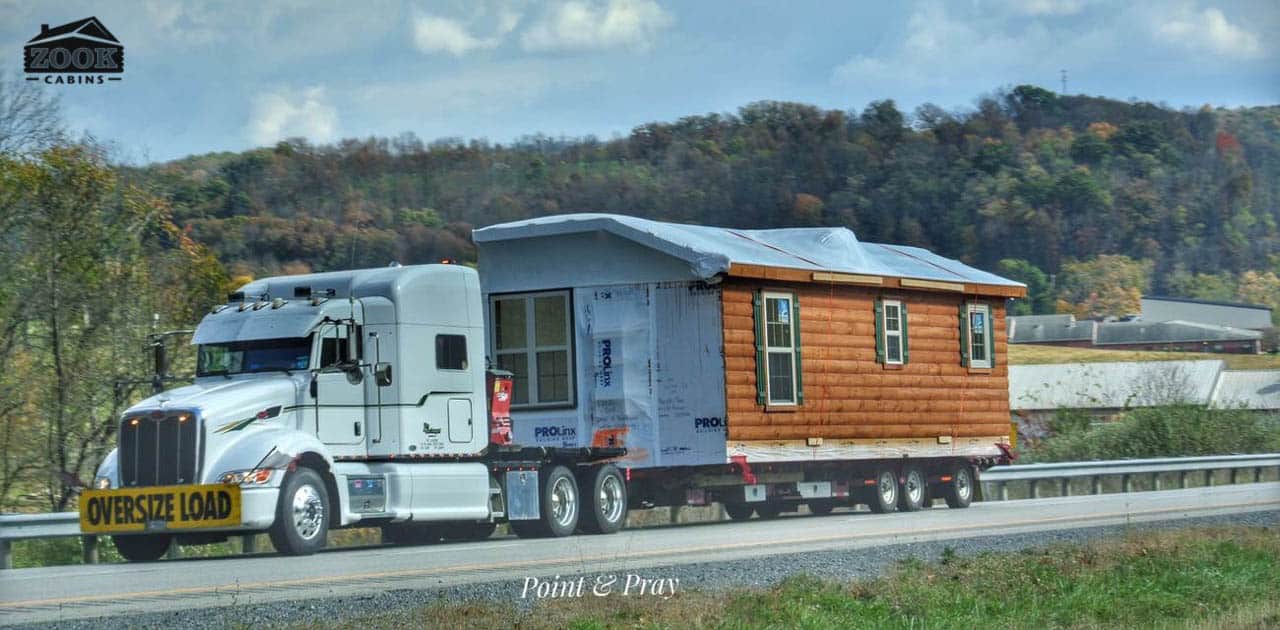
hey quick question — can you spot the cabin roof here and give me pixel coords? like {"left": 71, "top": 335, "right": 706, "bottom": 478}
{"left": 474, "top": 213, "right": 1024, "bottom": 294}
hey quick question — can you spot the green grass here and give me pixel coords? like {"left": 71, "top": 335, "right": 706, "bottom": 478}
{"left": 1008, "top": 344, "right": 1280, "bottom": 370}
{"left": 295, "top": 526, "right": 1280, "bottom": 630}
{"left": 1020, "top": 405, "right": 1280, "bottom": 463}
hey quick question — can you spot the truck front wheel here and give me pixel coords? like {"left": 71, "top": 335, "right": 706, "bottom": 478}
{"left": 269, "top": 467, "right": 329, "bottom": 556}
{"left": 578, "top": 465, "right": 628, "bottom": 534}
{"left": 113, "top": 534, "right": 173, "bottom": 562}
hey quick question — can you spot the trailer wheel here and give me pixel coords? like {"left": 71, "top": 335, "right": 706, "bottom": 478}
{"left": 869, "top": 468, "right": 899, "bottom": 514}
{"left": 723, "top": 502, "right": 755, "bottom": 521}
{"left": 754, "top": 502, "right": 783, "bottom": 519}
{"left": 808, "top": 500, "right": 835, "bottom": 515}
{"left": 898, "top": 466, "right": 927, "bottom": 512}
{"left": 113, "top": 534, "right": 173, "bottom": 563}
{"left": 943, "top": 465, "right": 975, "bottom": 509}
{"left": 513, "top": 465, "right": 580, "bottom": 538}
{"left": 382, "top": 522, "right": 442, "bottom": 545}
{"left": 440, "top": 522, "right": 497, "bottom": 541}
{"left": 578, "top": 465, "right": 628, "bottom": 535}
{"left": 268, "top": 467, "right": 329, "bottom": 555}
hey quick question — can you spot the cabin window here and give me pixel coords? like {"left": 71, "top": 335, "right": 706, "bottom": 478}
{"left": 491, "top": 291, "right": 573, "bottom": 407}
{"left": 756, "top": 291, "right": 802, "bottom": 406}
{"left": 962, "top": 303, "right": 994, "bottom": 369}
{"left": 435, "top": 334, "right": 468, "bottom": 371}
{"left": 875, "top": 299, "right": 908, "bottom": 365}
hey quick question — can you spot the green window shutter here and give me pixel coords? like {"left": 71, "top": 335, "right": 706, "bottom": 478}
{"left": 987, "top": 306, "right": 995, "bottom": 368}
{"left": 792, "top": 293, "right": 803, "bottom": 404}
{"left": 958, "top": 302, "right": 970, "bottom": 367}
{"left": 753, "top": 290, "right": 766, "bottom": 405}
{"left": 901, "top": 302, "right": 910, "bottom": 364}
{"left": 874, "top": 298, "right": 885, "bottom": 364}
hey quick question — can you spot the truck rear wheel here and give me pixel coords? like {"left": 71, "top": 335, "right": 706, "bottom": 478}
{"left": 269, "top": 467, "right": 329, "bottom": 556}
{"left": 578, "top": 464, "right": 628, "bottom": 534}
{"left": 754, "top": 502, "right": 783, "bottom": 519}
{"left": 898, "top": 466, "right": 927, "bottom": 512}
{"left": 113, "top": 534, "right": 173, "bottom": 563}
{"left": 869, "top": 468, "right": 899, "bottom": 514}
{"left": 943, "top": 465, "right": 975, "bottom": 509}
{"left": 512, "top": 465, "right": 580, "bottom": 538}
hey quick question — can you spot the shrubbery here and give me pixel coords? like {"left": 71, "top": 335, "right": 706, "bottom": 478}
{"left": 1024, "top": 405, "right": 1280, "bottom": 462}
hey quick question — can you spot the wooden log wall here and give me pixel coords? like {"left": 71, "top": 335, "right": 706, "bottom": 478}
{"left": 723, "top": 279, "right": 1010, "bottom": 441}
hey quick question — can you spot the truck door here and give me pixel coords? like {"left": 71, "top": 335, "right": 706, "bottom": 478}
{"left": 312, "top": 323, "right": 365, "bottom": 447}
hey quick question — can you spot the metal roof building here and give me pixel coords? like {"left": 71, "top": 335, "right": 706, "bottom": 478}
{"left": 1142, "top": 296, "right": 1272, "bottom": 330}
{"left": 1007, "top": 314, "right": 1097, "bottom": 344}
{"left": 1092, "top": 320, "right": 1262, "bottom": 346}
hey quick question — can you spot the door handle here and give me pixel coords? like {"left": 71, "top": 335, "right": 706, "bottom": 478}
{"left": 354, "top": 422, "right": 361, "bottom": 436}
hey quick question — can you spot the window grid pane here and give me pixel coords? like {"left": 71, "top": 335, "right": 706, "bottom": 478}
{"left": 494, "top": 299, "right": 526, "bottom": 351}
{"left": 885, "top": 304, "right": 900, "bottom": 332}
{"left": 535, "top": 350, "right": 569, "bottom": 403}
{"left": 765, "top": 297, "right": 793, "bottom": 348}
{"left": 886, "top": 334, "right": 902, "bottom": 362}
{"left": 767, "top": 351, "right": 794, "bottom": 403}
{"left": 495, "top": 352, "right": 529, "bottom": 405}
{"left": 533, "top": 296, "right": 567, "bottom": 347}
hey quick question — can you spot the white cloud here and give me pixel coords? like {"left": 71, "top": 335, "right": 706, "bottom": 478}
{"left": 248, "top": 87, "right": 339, "bottom": 146}
{"left": 521, "top": 0, "right": 673, "bottom": 52}
{"left": 1155, "top": 6, "right": 1264, "bottom": 60}
{"left": 413, "top": 14, "right": 499, "bottom": 56}
{"left": 1005, "top": 0, "right": 1088, "bottom": 16}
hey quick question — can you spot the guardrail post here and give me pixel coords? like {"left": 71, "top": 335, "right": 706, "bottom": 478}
{"left": 166, "top": 540, "right": 181, "bottom": 560}
{"left": 1204, "top": 470, "right": 1215, "bottom": 487}
{"left": 0, "top": 539, "right": 11, "bottom": 570}
{"left": 1059, "top": 478, "right": 1070, "bottom": 497}
{"left": 1152, "top": 473, "right": 1162, "bottom": 491}
{"left": 1122, "top": 474, "right": 1132, "bottom": 493}
{"left": 1029, "top": 480, "right": 1040, "bottom": 499}
{"left": 998, "top": 482, "right": 1008, "bottom": 501}
{"left": 81, "top": 535, "right": 98, "bottom": 565}
{"left": 1091, "top": 476, "right": 1102, "bottom": 495}
{"left": 1255, "top": 467, "right": 1264, "bottom": 483}
{"left": 242, "top": 534, "right": 256, "bottom": 554}
{"left": 1230, "top": 468, "right": 1239, "bottom": 485}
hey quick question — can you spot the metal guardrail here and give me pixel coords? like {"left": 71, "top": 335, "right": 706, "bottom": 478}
{"left": 981, "top": 453, "right": 1280, "bottom": 500}
{"left": 1, "top": 453, "right": 1277, "bottom": 570}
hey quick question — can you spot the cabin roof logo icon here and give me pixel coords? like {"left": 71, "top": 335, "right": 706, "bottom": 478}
{"left": 24, "top": 16, "right": 124, "bottom": 77}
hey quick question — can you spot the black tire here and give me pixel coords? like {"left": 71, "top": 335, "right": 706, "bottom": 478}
{"left": 808, "top": 500, "right": 836, "bottom": 515}
{"left": 754, "top": 502, "right": 783, "bottom": 519}
{"left": 578, "top": 465, "right": 628, "bottom": 534}
{"left": 724, "top": 502, "right": 755, "bottom": 521}
{"left": 898, "top": 465, "right": 927, "bottom": 512}
{"left": 383, "top": 522, "right": 442, "bottom": 545}
{"left": 268, "top": 467, "right": 330, "bottom": 556}
{"left": 944, "top": 465, "right": 975, "bottom": 509}
{"left": 869, "top": 468, "right": 899, "bottom": 514}
{"left": 113, "top": 534, "right": 173, "bottom": 563}
{"left": 440, "top": 521, "right": 497, "bottom": 541}
{"left": 512, "top": 465, "right": 580, "bottom": 538}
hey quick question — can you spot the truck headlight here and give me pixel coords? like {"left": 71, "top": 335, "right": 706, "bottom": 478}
{"left": 93, "top": 476, "right": 112, "bottom": 490}
{"left": 218, "top": 469, "right": 276, "bottom": 485}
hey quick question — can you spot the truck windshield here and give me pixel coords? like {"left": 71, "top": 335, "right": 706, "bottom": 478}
{"left": 197, "top": 337, "right": 312, "bottom": 376}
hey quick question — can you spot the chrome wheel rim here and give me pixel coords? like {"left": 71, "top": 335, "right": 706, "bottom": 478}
{"left": 878, "top": 471, "right": 897, "bottom": 505}
{"left": 956, "top": 469, "right": 972, "bottom": 500}
{"left": 905, "top": 470, "right": 924, "bottom": 505}
{"left": 599, "top": 475, "right": 625, "bottom": 524}
{"left": 292, "top": 484, "right": 325, "bottom": 541}
{"left": 550, "top": 476, "right": 577, "bottom": 528}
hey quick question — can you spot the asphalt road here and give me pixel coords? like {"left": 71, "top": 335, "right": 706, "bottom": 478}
{"left": 3, "top": 482, "right": 1278, "bottom": 626}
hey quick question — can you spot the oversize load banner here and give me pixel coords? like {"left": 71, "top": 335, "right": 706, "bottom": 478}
{"left": 80, "top": 484, "right": 241, "bottom": 533}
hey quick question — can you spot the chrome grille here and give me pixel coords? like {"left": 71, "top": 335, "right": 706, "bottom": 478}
{"left": 119, "top": 413, "right": 201, "bottom": 487}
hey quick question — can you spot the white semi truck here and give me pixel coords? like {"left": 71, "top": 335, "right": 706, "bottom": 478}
{"left": 82, "top": 264, "right": 630, "bottom": 560}
{"left": 82, "top": 215, "right": 1020, "bottom": 562}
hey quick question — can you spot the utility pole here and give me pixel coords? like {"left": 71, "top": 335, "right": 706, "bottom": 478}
{"left": 1060, "top": 69, "right": 1068, "bottom": 95}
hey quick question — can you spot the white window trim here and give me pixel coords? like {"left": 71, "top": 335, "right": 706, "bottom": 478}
{"left": 762, "top": 291, "right": 798, "bottom": 406}
{"left": 967, "top": 302, "right": 993, "bottom": 369}
{"left": 881, "top": 299, "right": 904, "bottom": 365}
{"left": 489, "top": 290, "right": 575, "bottom": 408}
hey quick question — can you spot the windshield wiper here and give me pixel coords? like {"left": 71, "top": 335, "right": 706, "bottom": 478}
{"left": 201, "top": 369, "right": 233, "bottom": 379}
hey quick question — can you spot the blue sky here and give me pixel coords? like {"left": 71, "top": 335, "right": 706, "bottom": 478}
{"left": 2, "top": 0, "right": 1277, "bottom": 163}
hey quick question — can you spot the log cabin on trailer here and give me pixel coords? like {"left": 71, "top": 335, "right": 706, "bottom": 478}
{"left": 474, "top": 214, "right": 1026, "bottom": 514}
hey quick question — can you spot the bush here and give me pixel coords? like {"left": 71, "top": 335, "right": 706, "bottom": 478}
{"left": 1024, "top": 405, "right": 1280, "bottom": 462}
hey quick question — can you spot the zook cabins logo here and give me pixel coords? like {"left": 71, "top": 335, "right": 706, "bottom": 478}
{"left": 24, "top": 17, "right": 123, "bottom": 85}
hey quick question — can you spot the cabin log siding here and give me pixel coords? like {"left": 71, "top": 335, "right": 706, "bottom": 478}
{"left": 723, "top": 279, "right": 1010, "bottom": 441}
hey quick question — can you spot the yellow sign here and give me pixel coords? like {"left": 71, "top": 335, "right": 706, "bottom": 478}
{"left": 80, "top": 484, "right": 241, "bottom": 534}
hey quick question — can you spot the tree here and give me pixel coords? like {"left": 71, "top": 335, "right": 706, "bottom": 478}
{"left": 997, "top": 259, "right": 1052, "bottom": 315}
{"left": 0, "top": 74, "right": 63, "bottom": 156}
{"left": 1055, "top": 255, "right": 1152, "bottom": 318}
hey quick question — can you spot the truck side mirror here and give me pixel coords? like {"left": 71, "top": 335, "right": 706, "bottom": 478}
{"left": 375, "top": 362, "right": 393, "bottom": 387}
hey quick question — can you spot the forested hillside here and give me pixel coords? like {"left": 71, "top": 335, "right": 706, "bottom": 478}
{"left": 135, "top": 86, "right": 1280, "bottom": 317}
